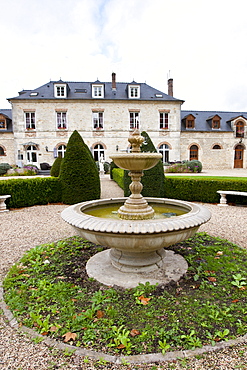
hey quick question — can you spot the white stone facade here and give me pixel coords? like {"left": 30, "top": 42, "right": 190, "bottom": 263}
{"left": 0, "top": 77, "right": 246, "bottom": 170}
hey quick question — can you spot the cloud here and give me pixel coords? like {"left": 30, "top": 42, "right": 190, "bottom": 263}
{"left": 1, "top": 0, "right": 247, "bottom": 111}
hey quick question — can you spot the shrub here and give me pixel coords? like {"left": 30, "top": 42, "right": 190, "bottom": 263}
{"left": 0, "top": 177, "right": 62, "bottom": 208}
{"left": 50, "top": 157, "right": 63, "bottom": 177}
{"left": 186, "top": 160, "right": 202, "bottom": 173}
{"left": 165, "top": 160, "right": 202, "bottom": 173}
{"left": 164, "top": 177, "right": 247, "bottom": 204}
{"left": 59, "top": 130, "right": 100, "bottom": 204}
{"left": 123, "top": 131, "right": 165, "bottom": 197}
{"left": 110, "top": 161, "right": 119, "bottom": 179}
{"left": 0, "top": 163, "right": 12, "bottom": 175}
{"left": 112, "top": 168, "right": 124, "bottom": 189}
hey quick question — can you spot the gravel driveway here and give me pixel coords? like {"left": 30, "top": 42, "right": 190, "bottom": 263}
{"left": 0, "top": 177, "right": 247, "bottom": 369}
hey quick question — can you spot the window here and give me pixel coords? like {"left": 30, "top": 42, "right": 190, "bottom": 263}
{"left": 93, "top": 144, "right": 105, "bottom": 161}
{"left": 0, "top": 120, "right": 6, "bottom": 129}
{"left": 189, "top": 145, "right": 199, "bottom": 160}
{"left": 160, "top": 112, "right": 169, "bottom": 129}
{"left": 56, "top": 112, "right": 67, "bottom": 129}
{"left": 54, "top": 84, "right": 67, "bottom": 98}
{"left": 92, "top": 84, "right": 104, "bottom": 98}
{"left": 129, "top": 112, "right": 140, "bottom": 130}
{"left": 57, "top": 144, "right": 66, "bottom": 158}
{"left": 0, "top": 146, "right": 5, "bottom": 156}
{"left": 212, "top": 119, "right": 220, "bottom": 129}
{"left": 236, "top": 121, "right": 245, "bottom": 138}
{"left": 159, "top": 144, "right": 170, "bottom": 163}
{"left": 92, "top": 111, "right": 104, "bottom": 129}
{"left": 187, "top": 120, "right": 194, "bottom": 129}
{"left": 25, "top": 112, "right": 36, "bottom": 130}
{"left": 212, "top": 144, "right": 221, "bottom": 149}
{"left": 128, "top": 85, "right": 140, "bottom": 99}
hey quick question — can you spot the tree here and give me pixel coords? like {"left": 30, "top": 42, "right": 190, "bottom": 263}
{"left": 124, "top": 131, "right": 165, "bottom": 197}
{"left": 59, "top": 130, "right": 100, "bottom": 204}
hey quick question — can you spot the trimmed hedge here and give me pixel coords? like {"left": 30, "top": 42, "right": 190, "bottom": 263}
{"left": 164, "top": 177, "right": 247, "bottom": 204}
{"left": 0, "top": 177, "right": 62, "bottom": 209}
{"left": 113, "top": 169, "right": 247, "bottom": 204}
{"left": 112, "top": 168, "right": 125, "bottom": 190}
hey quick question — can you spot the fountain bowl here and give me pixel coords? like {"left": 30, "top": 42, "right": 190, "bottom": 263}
{"left": 61, "top": 197, "right": 211, "bottom": 279}
{"left": 110, "top": 152, "right": 162, "bottom": 171}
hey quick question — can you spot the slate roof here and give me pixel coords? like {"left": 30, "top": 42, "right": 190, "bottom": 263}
{"left": 181, "top": 110, "right": 247, "bottom": 132}
{"left": 8, "top": 80, "right": 183, "bottom": 102}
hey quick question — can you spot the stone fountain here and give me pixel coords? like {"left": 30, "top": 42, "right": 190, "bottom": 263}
{"left": 61, "top": 130, "right": 211, "bottom": 288}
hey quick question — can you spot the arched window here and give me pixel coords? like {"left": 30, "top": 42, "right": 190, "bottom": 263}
{"left": 93, "top": 144, "right": 105, "bottom": 161}
{"left": 0, "top": 146, "right": 4, "bottom": 156}
{"left": 57, "top": 144, "right": 66, "bottom": 158}
{"left": 189, "top": 145, "right": 199, "bottom": 160}
{"left": 236, "top": 121, "right": 245, "bottom": 138}
{"left": 158, "top": 144, "right": 170, "bottom": 163}
{"left": 212, "top": 144, "right": 221, "bottom": 149}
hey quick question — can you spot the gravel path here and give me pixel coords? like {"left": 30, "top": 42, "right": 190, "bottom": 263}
{"left": 0, "top": 177, "right": 247, "bottom": 369}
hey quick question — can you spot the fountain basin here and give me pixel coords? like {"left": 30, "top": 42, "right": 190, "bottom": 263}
{"left": 61, "top": 197, "right": 211, "bottom": 276}
{"left": 110, "top": 152, "right": 162, "bottom": 171}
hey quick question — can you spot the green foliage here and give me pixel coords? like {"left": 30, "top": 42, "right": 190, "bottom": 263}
{"left": 164, "top": 177, "right": 247, "bottom": 204}
{"left": 123, "top": 131, "right": 165, "bottom": 197}
{"left": 59, "top": 130, "right": 100, "bottom": 204}
{"left": 0, "top": 163, "right": 11, "bottom": 175}
{"left": 188, "top": 160, "right": 202, "bottom": 173}
{"left": 3, "top": 234, "right": 247, "bottom": 356}
{"left": 50, "top": 157, "right": 63, "bottom": 177}
{"left": 0, "top": 177, "right": 62, "bottom": 208}
{"left": 165, "top": 160, "right": 202, "bottom": 173}
{"left": 112, "top": 168, "right": 124, "bottom": 189}
{"left": 110, "top": 161, "right": 119, "bottom": 179}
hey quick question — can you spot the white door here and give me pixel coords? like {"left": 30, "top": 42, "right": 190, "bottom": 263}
{"left": 26, "top": 145, "right": 38, "bottom": 167}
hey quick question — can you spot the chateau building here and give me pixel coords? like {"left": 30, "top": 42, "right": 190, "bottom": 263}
{"left": 0, "top": 73, "right": 246, "bottom": 169}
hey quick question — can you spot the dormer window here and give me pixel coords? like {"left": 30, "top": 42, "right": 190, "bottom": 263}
{"left": 92, "top": 84, "right": 104, "bottom": 98}
{"left": 184, "top": 114, "right": 195, "bottom": 129}
{"left": 207, "top": 114, "right": 221, "bottom": 129}
{"left": 54, "top": 83, "right": 67, "bottom": 98}
{"left": 128, "top": 85, "right": 140, "bottom": 99}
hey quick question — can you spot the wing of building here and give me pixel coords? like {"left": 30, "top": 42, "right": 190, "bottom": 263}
{"left": 0, "top": 73, "right": 246, "bottom": 169}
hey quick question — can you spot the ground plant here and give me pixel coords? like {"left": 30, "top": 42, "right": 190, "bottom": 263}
{"left": 3, "top": 233, "right": 247, "bottom": 356}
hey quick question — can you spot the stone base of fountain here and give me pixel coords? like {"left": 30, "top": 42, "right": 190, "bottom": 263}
{"left": 86, "top": 249, "right": 188, "bottom": 289}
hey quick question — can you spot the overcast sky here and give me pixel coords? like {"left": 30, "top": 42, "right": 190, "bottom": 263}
{"left": 1, "top": 0, "right": 247, "bottom": 111}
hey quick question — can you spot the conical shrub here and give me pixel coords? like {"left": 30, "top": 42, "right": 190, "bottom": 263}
{"left": 59, "top": 130, "right": 100, "bottom": 204}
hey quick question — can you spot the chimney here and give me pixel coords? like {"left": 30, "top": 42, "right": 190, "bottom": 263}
{"left": 168, "top": 78, "right": 173, "bottom": 97}
{"left": 112, "top": 72, "right": 116, "bottom": 90}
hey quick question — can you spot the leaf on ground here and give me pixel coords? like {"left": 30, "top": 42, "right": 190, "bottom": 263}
{"left": 117, "top": 344, "right": 126, "bottom": 349}
{"left": 130, "top": 329, "right": 140, "bottom": 337}
{"left": 208, "top": 277, "right": 217, "bottom": 282}
{"left": 138, "top": 295, "right": 151, "bottom": 305}
{"left": 96, "top": 310, "right": 104, "bottom": 319}
{"left": 216, "top": 251, "right": 223, "bottom": 256}
{"left": 62, "top": 332, "right": 77, "bottom": 342}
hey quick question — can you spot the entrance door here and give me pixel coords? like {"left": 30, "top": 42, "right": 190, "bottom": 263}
{"left": 26, "top": 145, "right": 38, "bottom": 166}
{"left": 234, "top": 145, "right": 244, "bottom": 168}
